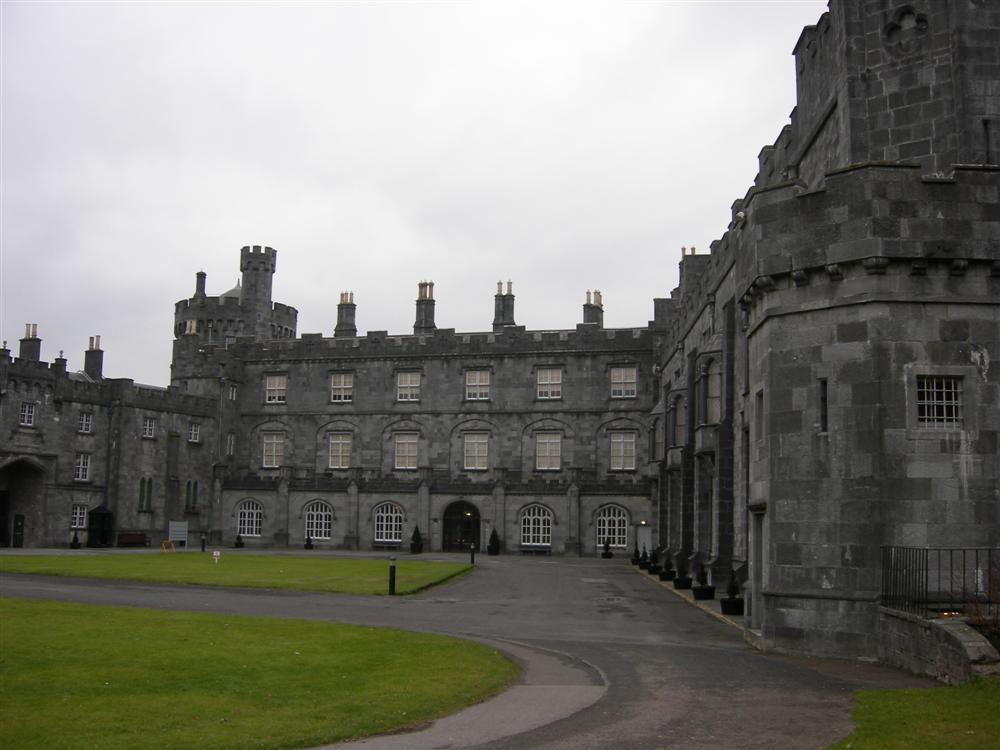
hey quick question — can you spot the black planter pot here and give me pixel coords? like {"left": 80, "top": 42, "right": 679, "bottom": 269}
{"left": 658, "top": 568, "right": 676, "bottom": 581}
{"left": 410, "top": 542, "right": 423, "bottom": 554}
{"left": 673, "top": 576, "right": 693, "bottom": 590}
{"left": 601, "top": 551, "right": 613, "bottom": 559}
{"left": 647, "top": 564, "right": 661, "bottom": 575}
{"left": 692, "top": 585, "right": 716, "bottom": 600}
{"left": 304, "top": 537, "right": 314, "bottom": 550}
{"left": 720, "top": 597, "right": 745, "bottom": 616}
{"left": 638, "top": 560, "right": 650, "bottom": 570}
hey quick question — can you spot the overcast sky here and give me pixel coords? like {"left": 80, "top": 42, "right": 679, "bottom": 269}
{"left": 2, "top": 0, "right": 827, "bottom": 387}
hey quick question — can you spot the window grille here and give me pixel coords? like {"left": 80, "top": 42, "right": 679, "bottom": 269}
{"left": 917, "top": 375, "right": 963, "bottom": 428}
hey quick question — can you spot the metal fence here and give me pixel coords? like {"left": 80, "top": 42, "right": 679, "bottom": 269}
{"left": 881, "top": 546, "right": 1000, "bottom": 619}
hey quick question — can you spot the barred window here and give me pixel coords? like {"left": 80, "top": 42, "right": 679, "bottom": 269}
{"left": 917, "top": 376, "right": 963, "bottom": 428}
{"left": 610, "top": 366, "right": 637, "bottom": 399}
{"left": 373, "top": 502, "right": 403, "bottom": 543}
{"left": 262, "top": 432, "right": 284, "bottom": 468}
{"left": 536, "top": 368, "right": 562, "bottom": 399}
{"left": 397, "top": 372, "right": 420, "bottom": 401}
{"left": 142, "top": 417, "right": 156, "bottom": 439}
{"left": 78, "top": 411, "right": 93, "bottom": 433}
{"left": 330, "top": 372, "right": 353, "bottom": 403}
{"left": 305, "top": 501, "right": 333, "bottom": 540}
{"left": 74, "top": 453, "right": 90, "bottom": 481}
{"left": 71, "top": 504, "right": 88, "bottom": 529}
{"left": 465, "top": 370, "right": 490, "bottom": 400}
{"left": 520, "top": 505, "right": 552, "bottom": 546}
{"left": 265, "top": 374, "right": 287, "bottom": 404}
{"left": 187, "top": 423, "right": 200, "bottom": 443}
{"left": 328, "top": 432, "right": 352, "bottom": 469}
{"left": 237, "top": 500, "right": 262, "bottom": 537}
{"left": 535, "top": 432, "right": 561, "bottom": 470}
{"left": 18, "top": 402, "right": 35, "bottom": 426}
{"left": 596, "top": 505, "right": 628, "bottom": 548}
{"left": 463, "top": 432, "right": 489, "bottom": 470}
{"left": 610, "top": 431, "right": 637, "bottom": 471}
{"left": 394, "top": 432, "right": 418, "bottom": 470}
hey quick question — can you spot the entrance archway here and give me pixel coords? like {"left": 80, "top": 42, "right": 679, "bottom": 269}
{"left": 0, "top": 458, "right": 47, "bottom": 548}
{"left": 442, "top": 501, "right": 480, "bottom": 552}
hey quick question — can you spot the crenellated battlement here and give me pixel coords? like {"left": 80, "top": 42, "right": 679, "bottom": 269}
{"left": 239, "top": 244, "right": 277, "bottom": 273}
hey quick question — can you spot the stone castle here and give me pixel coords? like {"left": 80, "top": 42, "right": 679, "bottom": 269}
{"left": 2, "top": 0, "right": 997, "bottom": 666}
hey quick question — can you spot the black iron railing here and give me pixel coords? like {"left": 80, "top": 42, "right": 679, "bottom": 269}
{"left": 881, "top": 546, "right": 999, "bottom": 619}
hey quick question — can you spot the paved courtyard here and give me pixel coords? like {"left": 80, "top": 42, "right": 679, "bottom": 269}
{"left": 1, "top": 553, "right": 933, "bottom": 749}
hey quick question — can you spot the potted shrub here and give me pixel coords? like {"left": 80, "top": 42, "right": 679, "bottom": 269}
{"left": 410, "top": 526, "right": 424, "bottom": 554}
{"left": 638, "top": 545, "right": 650, "bottom": 570}
{"left": 673, "top": 557, "right": 692, "bottom": 589}
{"left": 234, "top": 533, "right": 244, "bottom": 549}
{"left": 658, "top": 550, "right": 676, "bottom": 581}
{"left": 487, "top": 528, "right": 500, "bottom": 556}
{"left": 70, "top": 531, "right": 81, "bottom": 550}
{"left": 304, "top": 535, "right": 314, "bottom": 550}
{"left": 647, "top": 547, "right": 661, "bottom": 575}
{"left": 601, "top": 539, "right": 613, "bottom": 559}
{"left": 630, "top": 541, "right": 641, "bottom": 566}
{"left": 692, "top": 562, "right": 716, "bottom": 600}
{"left": 720, "top": 567, "right": 745, "bottom": 616}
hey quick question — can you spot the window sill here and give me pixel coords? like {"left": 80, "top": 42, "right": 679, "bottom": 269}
{"left": 73, "top": 479, "right": 92, "bottom": 484}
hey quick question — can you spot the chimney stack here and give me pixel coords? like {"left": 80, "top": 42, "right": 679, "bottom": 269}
{"left": 582, "top": 290, "right": 604, "bottom": 327}
{"left": 84, "top": 335, "right": 104, "bottom": 381}
{"left": 335, "top": 291, "right": 357, "bottom": 337}
{"left": 195, "top": 270, "right": 207, "bottom": 297}
{"left": 492, "top": 280, "right": 516, "bottom": 331}
{"left": 18, "top": 323, "right": 41, "bottom": 362}
{"left": 414, "top": 281, "right": 436, "bottom": 334}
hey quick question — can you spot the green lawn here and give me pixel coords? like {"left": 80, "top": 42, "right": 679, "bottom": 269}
{"left": 826, "top": 677, "right": 1000, "bottom": 750}
{"left": 0, "top": 597, "right": 518, "bottom": 750}
{"left": 0, "top": 553, "right": 468, "bottom": 595}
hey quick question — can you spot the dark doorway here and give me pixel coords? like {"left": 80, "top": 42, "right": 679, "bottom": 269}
{"left": 0, "top": 459, "right": 46, "bottom": 547}
{"left": 442, "top": 501, "right": 480, "bottom": 552}
{"left": 87, "top": 505, "right": 115, "bottom": 548}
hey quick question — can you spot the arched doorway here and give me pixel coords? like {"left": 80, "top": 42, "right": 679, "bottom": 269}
{"left": 442, "top": 501, "right": 480, "bottom": 552}
{"left": 0, "top": 458, "right": 47, "bottom": 548}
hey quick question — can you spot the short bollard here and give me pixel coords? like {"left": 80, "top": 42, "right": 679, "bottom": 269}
{"left": 388, "top": 557, "right": 396, "bottom": 596}
{"left": 470, "top": 543, "right": 476, "bottom": 566}
{"left": 200, "top": 533, "right": 206, "bottom": 553}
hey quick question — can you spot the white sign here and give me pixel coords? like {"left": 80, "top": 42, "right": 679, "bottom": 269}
{"left": 212, "top": 551, "right": 221, "bottom": 564}
{"left": 168, "top": 521, "right": 189, "bottom": 545}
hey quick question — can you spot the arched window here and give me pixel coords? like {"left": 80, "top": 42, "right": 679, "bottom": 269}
{"left": 373, "top": 502, "right": 404, "bottom": 544}
{"left": 671, "top": 395, "right": 687, "bottom": 445}
{"left": 237, "top": 500, "right": 262, "bottom": 537}
{"left": 520, "top": 505, "right": 552, "bottom": 547}
{"left": 304, "top": 501, "right": 333, "bottom": 540}
{"left": 596, "top": 505, "right": 629, "bottom": 549}
{"left": 703, "top": 359, "right": 722, "bottom": 424}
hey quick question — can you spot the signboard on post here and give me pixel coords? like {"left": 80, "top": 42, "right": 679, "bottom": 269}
{"left": 168, "top": 521, "right": 189, "bottom": 547}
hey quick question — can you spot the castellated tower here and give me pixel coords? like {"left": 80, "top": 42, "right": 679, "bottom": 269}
{"left": 170, "top": 245, "right": 298, "bottom": 394}
{"left": 240, "top": 245, "right": 277, "bottom": 340}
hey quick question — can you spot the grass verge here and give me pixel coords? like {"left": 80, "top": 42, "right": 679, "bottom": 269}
{"left": 0, "top": 553, "right": 468, "bottom": 595}
{"left": 0, "top": 597, "right": 518, "bottom": 750}
{"left": 826, "top": 676, "right": 1000, "bottom": 750}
